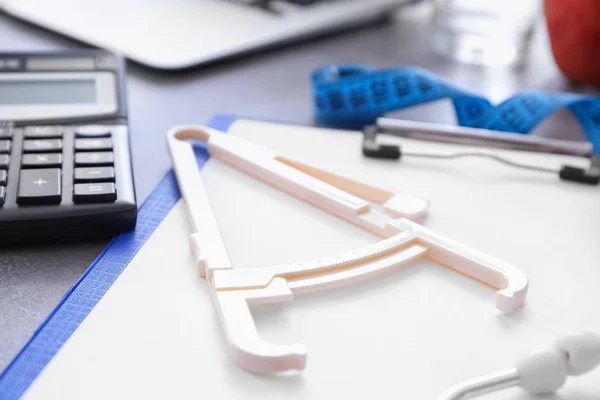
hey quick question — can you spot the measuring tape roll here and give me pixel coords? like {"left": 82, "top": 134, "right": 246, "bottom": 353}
{"left": 312, "top": 65, "right": 600, "bottom": 154}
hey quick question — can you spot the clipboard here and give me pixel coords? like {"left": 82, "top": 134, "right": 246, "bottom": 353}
{"left": 1, "top": 114, "right": 599, "bottom": 399}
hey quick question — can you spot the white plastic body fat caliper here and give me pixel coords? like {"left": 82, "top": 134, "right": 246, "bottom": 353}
{"left": 166, "top": 125, "right": 529, "bottom": 374}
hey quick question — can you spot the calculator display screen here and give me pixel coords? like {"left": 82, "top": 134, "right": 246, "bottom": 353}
{"left": 0, "top": 79, "right": 96, "bottom": 105}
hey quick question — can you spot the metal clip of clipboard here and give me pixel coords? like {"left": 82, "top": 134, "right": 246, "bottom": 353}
{"left": 363, "top": 118, "right": 600, "bottom": 185}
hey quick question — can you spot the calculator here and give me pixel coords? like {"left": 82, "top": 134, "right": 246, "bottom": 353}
{"left": 0, "top": 51, "right": 137, "bottom": 243}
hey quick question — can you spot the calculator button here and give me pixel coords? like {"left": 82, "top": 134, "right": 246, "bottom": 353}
{"left": 75, "top": 152, "right": 113, "bottom": 166}
{"left": 74, "top": 167, "right": 115, "bottom": 182}
{"left": 17, "top": 168, "right": 61, "bottom": 205}
{"left": 23, "top": 139, "right": 62, "bottom": 153}
{"left": 73, "top": 183, "right": 117, "bottom": 203}
{"left": 0, "top": 170, "right": 6, "bottom": 186}
{"left": 0, "top": 186, "right": 5, "bottom": 207}
{"left": 0, "top": 140, "right": 10, "bottom": 154}
{"left": 75, "top": 138, "right": 112, "bottom": 151}
{"left": 0, "top": 127, "right": 13, "bottom": 139}
{"left": 24, "top": 126, "right": 63, "bottom": 138}
{"left": 22, "top": 153, "right": 62, "bottom": 168}
{"left": 75, "top": 126, "right": 111, "bottom": 138}
{"left": 0, "top": 155, "right": 9, "bottom": 169}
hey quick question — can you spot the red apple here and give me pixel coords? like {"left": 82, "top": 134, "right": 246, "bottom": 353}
{"left": 545, "top": 0, "right": 600, "bottom": 86}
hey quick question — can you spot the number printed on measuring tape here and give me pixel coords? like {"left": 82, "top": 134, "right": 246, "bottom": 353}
{"left": 311, "top": 65, "right": 600, "bottom": 154}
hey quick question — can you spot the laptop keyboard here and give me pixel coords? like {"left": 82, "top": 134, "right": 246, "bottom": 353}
{"left": 248, "top": 0, "right": 325, "bottom": 5}
{"left": 243, "top": 0, "right": 331, "bottom": 13}
{"left": 284, "top": 0, "right": 325, "bottom": 4}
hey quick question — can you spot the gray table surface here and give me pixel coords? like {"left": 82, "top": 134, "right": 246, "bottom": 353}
{"left": 0, "top": 3, "right": 598, "bottom": 372}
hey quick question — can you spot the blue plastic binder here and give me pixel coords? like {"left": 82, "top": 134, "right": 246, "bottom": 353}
{"left": 0, "top": 114, "right": 238, "bottom": 400}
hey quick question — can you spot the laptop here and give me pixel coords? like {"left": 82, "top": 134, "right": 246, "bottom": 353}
{"left": 0, "top": 0, "right": 414, "bottom": 70}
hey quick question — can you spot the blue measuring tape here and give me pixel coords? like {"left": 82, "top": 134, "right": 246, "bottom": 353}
{"left": 312, "top": 65, "right": 600, "bottom": 154}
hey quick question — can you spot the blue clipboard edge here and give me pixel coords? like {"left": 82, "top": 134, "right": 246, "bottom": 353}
{"left": 0, "top": 114, "right": 239, "bottom": 400}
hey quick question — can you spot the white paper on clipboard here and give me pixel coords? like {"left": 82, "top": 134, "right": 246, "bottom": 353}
{"left": 23, "top": 119, "right": 600, "bottom": 400}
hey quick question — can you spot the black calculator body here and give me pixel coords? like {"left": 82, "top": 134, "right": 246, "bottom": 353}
{"left": 0, "top": 51, "right": 137, "bottom": 243}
